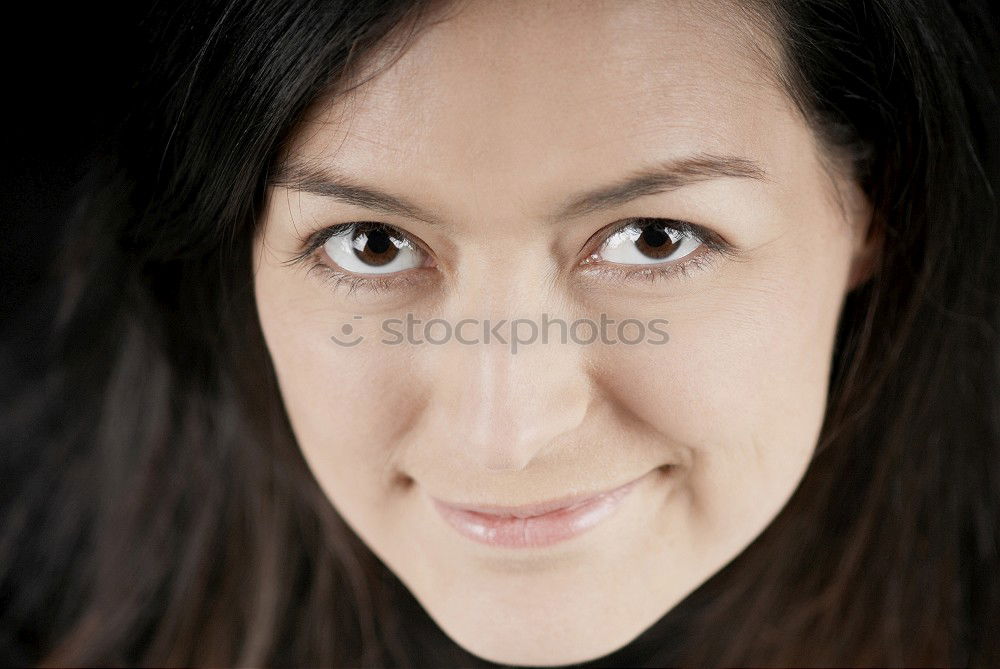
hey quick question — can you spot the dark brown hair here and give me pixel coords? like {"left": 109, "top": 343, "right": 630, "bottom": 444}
{"left": 2, "top": 0, "right": 998, "bottom": 666}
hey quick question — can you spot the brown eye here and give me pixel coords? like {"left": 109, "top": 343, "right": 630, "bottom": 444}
{"left": 634, "top": 221, "right": 683, "bottom": 260}
{"left": 351, "top": 224, "right": 399, "bottom": 266}
{"left": 597, "top": 219, "right": 702, "bottom": 265}
{"left": 323, "top": 223, "right": 426, "bottom": 275}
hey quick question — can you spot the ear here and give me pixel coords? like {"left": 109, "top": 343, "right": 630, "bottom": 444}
{"left": 846, "top": 214, "right": 883, "bottom": 291}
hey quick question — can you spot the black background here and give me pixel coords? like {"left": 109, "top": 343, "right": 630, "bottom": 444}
{"left": 1, "top": 5, "right": 149, "bottom": 340}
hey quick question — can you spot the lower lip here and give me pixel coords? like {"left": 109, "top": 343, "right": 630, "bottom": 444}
{"left": 430, "top": 475, "right": 646, "bottom": 549}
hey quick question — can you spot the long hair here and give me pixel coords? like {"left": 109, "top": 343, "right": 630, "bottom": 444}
{"left": 2, "top": 0, "right": 997, "bottom": 666}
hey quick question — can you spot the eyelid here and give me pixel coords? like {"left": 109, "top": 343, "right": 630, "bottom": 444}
{"left": 282, "top": 221, "right": 437, "bottom": 299}
{"left": 302, "top": 258, "right": 433, "bottom": 297}
{"left": 573, "top": 216, "right": 743, "bottom": 287}
{"left": 284, "top": 221, "right": 433, "bottom": 268}
{"left": 579, "top": 216, "right": 736, "bottom": 262}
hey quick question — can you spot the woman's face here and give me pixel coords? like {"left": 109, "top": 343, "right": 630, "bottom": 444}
{"left": 254, "top": 0, "right": 873, "bottom": 665}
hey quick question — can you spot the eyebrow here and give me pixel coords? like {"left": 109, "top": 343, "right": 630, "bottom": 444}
{"left": 269, "top": 153, "right": 768, "bottom": 226}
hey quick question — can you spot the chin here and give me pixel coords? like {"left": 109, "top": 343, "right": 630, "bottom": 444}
{"left": 422, "top": 591, "right": 662, "bottom": 668}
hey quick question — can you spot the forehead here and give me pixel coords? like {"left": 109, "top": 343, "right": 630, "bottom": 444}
{"left": 282, "top": 0, "right": 804, "bottom": 218}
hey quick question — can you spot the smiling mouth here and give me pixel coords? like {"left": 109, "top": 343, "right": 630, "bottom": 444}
{"left": 428, "top": 470, "right": 655, "bottom": 549}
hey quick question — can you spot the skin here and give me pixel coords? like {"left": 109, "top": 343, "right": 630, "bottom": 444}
{"left": 253, "top": 0, "right": 877, "bottom": 665}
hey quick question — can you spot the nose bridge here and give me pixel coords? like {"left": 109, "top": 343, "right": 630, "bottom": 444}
{"left": 420, "top": 268, "right": 591, "bottom": 472}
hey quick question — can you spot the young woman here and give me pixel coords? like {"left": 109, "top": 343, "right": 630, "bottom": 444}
{"left": 3, "top": 0, "right": 998, "bottom": 666}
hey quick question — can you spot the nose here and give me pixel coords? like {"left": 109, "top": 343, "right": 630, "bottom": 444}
{"left": 417, "top": 311, "right": 591, "bottom": 472}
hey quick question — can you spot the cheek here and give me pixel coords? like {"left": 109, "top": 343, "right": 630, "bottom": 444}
{"left": 592, "top": 224, "right": 853, "bottom": 550}
{"left": 253, "top": 262, "right": 422, "bottom": 529}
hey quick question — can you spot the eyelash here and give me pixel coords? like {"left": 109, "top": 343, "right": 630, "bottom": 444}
{"left": 579, "top": 217, "right": 739, "bottom": 284}
{"left": 285, "top": 217, "right": 740, "bottom": 296}
{"left": 285, "top": 223, "right": 434, "bottom": 297}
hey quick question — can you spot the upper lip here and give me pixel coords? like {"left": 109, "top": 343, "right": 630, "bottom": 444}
{"left": 430, "top": 472, "right": 648, "bottom": 519}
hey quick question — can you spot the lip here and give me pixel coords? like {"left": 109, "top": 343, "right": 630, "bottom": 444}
{"left": 429, "top": 472, "right": 649, "bottom": 549}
